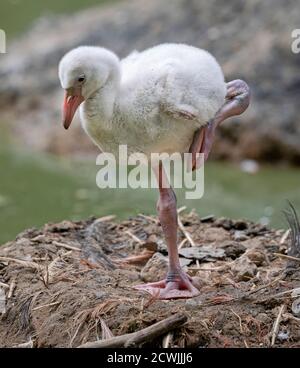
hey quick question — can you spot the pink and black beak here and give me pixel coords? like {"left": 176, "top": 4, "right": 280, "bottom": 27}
{"left": 63, "top": 88, "right": 84, "bottom": 129}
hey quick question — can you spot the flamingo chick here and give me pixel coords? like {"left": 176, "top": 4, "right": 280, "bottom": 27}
{"left": 59, "top": 44, "right": 250, "bottom": 299}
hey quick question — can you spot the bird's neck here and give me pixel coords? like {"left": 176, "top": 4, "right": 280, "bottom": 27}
{"left": 82, "top": 66, "right": 121, "bottom": 128}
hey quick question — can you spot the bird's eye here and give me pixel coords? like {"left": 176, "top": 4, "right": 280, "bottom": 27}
{"left": 78, "top": 76, "right": 85, "bottom": 83}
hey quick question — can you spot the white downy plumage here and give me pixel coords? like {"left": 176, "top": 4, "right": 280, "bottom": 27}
{"left": 59, "top": 43, "right": 226, "bottom": 157}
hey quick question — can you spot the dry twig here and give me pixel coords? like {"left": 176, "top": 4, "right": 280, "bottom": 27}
{"left": 162, "top": 332, "right": 173, "bottom": 348}
{"left": 52, "top": 241, "right": 81, "bottom": 252}
{"left": 8, "top": 277, "right": 16, "bottom": 299}
{"left": 78, "top": 313, "right": 187, "bottom": 348}
{"left": 0, "top": 281, "right": 9, "bottom": 289}
{"left": 94, "top": 215, "right": 116, "bottom": 224}
{"left": 138, "top": 214, "right": 159, "bottom": 224}
{"left": 100, "top": 318, "right": 114, "bottom": 340}
{"left": 271, "top": 304, "right": 286, "bottom": 346}
{"left": 177, "top": 217, "right": 195, "bottom": 247}
{"left": 273, "top": 253, "right": 300, "bottom": 263}
{"left": 230, "top": 308, "right": 243, "bottom": 333}
{"left": 280, "top": 229, "right": 290, "bottom": 244}
{"left": 125, "top": 230, "right": 143, "bottom": 245}
{"left": 12, "top": 339, "right": 34, "bottom": 348}
{"left": 32, "top": 301, "right": 61, "bottom": 311}
{"left": 0, "top": 256, "right": 41, "bottom": 270}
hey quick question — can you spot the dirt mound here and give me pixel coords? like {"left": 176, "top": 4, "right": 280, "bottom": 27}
{"left": 0, "top": 0, "right": 300, "bottom": 163}
{"left": 0, "top": 212, "right": 299, "bottom": 347}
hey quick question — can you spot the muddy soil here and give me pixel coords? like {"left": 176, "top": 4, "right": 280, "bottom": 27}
{"left": 0, "top": 211, "right": 299, "bottom": 347}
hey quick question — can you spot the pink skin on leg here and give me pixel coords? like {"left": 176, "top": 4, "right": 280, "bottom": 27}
{"left": 134, "top": 163, "right": 200, "bottom": 299}
{"left": 190, "top": 79, "right": 250, "bottom": 170}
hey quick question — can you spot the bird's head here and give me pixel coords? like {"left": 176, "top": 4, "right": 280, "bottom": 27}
{"left": 59, "top": 46, "right": 119, "bottom": 129}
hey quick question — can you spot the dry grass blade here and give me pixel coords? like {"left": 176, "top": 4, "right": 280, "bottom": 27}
{"left": 162, "top": 332, "right": 173, "bottom": 348}
{"left": 32, "top": 301, "right": 61, "bottom": 311}
{"left": 125, "top": 230, "right": 143, "bottom": 244}
{"left": 94, "top": 215, "right": 116, "bottom": 224}
{"left": 177, "top": 206, "right": 187, "bottom": 214}
{"left": 243, "top": 276, "right": 282, "bottom": 298}
{"left": 0, "top": 256, "right": 41, "bottom": 270}
{"left": 273, "top": 253, "right": 300, "bottom": 262}
{"left": 12, "top": 339, "right": 34, "bottom": 348}
{"left": 0, "top": 281, "right": 9, "bottom": 289}
{"left": 143, "top": 289, "right": 161, "bottom": 309}
{"left": 280, "top": 229, "right": 290, "bottom": 244}
{"left": 121, "top": 250, "right": 154, "bottom": 265}
{"left": 271, "top": 304, "right": 286, "bottom": 346}
{"left": 206, "top": 294, "right": 235, "bottom": 305}
{"left": 52, "top": 241, "right": 81, "bottom": 252}
{"left": 260, "top": 287, "right": 300, "bottom": 301}
{"left": 8, "top": 277, "right": 16, "bottom": 299}
{"left": 18, "top": 291, "right": 43, "bottom": 331}
{"left": 283, "top": 202, "right": 300, "bottom": 262}
{"left": 100, "top": 318, "right": 114, "bottom": 340}
{"left": 189, "top": 260, "right": 235, "bottom": 272}
{"left": 70, "top": 300, "right": 120, "bottom": 346}
{"left": 178, "top": 238, "right": 188, "bottom": 250}
{"left": 138, "top": 214, "right": 159, "bottom": 224}
{"left": 177, "top": 216, "right": 195, "bottom": 247}
{"left": 0, "top": 287, "right": 6, "bottom": 314}
{"left": 230, "top": 308, "right": 243, "bottom": 333}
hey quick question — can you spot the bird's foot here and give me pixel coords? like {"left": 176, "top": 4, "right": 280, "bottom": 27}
{"left": 134, "top": 271, "right": 200, "bottom": 300}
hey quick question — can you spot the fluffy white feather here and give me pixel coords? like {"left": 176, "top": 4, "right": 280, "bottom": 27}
{"left": 59, "top": 43, "right": 226, "bottom": 156}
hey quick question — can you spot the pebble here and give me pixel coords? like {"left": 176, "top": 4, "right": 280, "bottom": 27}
{"left": 231, "top": 257, "right": 257, "bottom": 281}
{"left": 256, "top": 312, "right": 272, "bottom": 324}
{"left": 185, "top": 298, "right": 201, "bottom": 311}
{"left": 292, "top": 297, "right": 300, "bottom": 317}
{"left": 140, "top": 253, "right": 168, "bottom": 282}
{"left": 233, "top": 231, "right": 249, "bottom": 241}
{"left": 277, "top": 331, "right": 289, "bottom": 341}
{"left": 246, "top": 248, "right": 267, "bottom": 266}
{"left": 220, "top": 241, "right": 246, "bottom": 259}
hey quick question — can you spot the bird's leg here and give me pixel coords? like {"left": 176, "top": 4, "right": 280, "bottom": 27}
{"left": 190, "top": 79, "right": 250, "bottom": 170}
{"left": 134, "top": 163, "right": 200, "bottom": 299}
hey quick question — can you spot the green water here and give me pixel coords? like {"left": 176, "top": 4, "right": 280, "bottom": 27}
{"left": 0, "top": 0, "right": 299, "bottom": 244}
{"left": 1, "top": 144, "right": 299, "bottom": 244}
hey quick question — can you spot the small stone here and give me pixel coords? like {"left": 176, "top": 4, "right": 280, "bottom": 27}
{"left": 256, "top": 312, "right": 271, "bottom": 324}
{"left": 220, "top": 241, "right": 246, "bottom": 259}
{"left": 179, "top": 245, "right": 225, "bottom": 261}
{"left": 140, "top": 241, "right": 158, "bottom": 253}
{"left": 231, "top": 257, "right": 257, "bottom": 281}
{"left": 277, "top": 330, "right": 289, "bottom": 341}
{"left": 94, "top": 291, "right": 107, "bottom": 299}
{"left": 140, "top": 253, "right": 168, "bottom": 282}
{"left": 215, "top": 217, "right": 233, "bottom": 230}
{"left": 16, "top": 238, "right": 32, "bottom": 247}
{"left": 292, "top": 297, "right": 300, "bottom": 317}
{"left": 185, "top": 298, "right": 200, "bottom": 311}
{"left": 233, "top": 231, "right": 249, "bottom": 241}
{"left": 246, "top": 248, "right": 267, "bottom": 266}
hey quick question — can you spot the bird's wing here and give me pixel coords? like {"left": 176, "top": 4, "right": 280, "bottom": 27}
{"left": 160, "top": 103, "right": 203, "bottom": 125}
